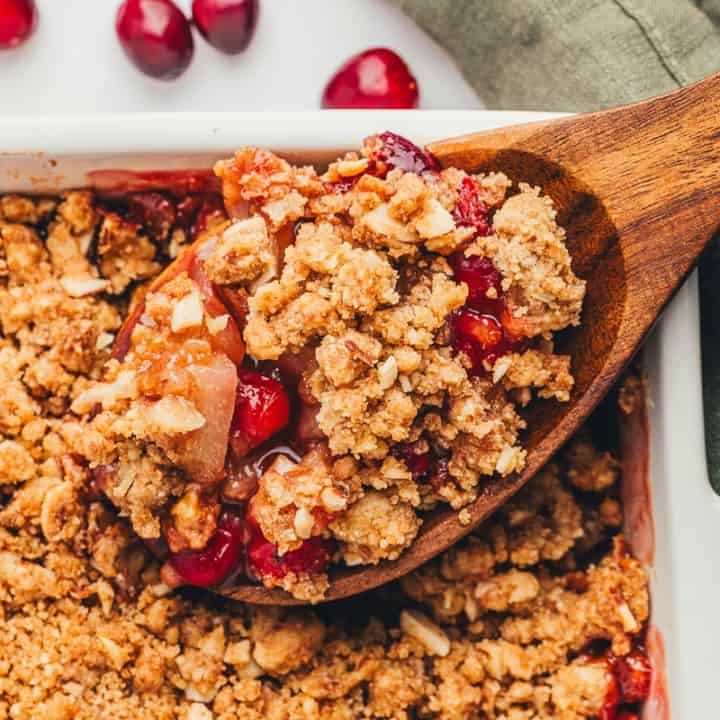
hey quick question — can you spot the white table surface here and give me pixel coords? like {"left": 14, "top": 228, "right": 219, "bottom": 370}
{"left": 0, "top": 0, "right": 482, "bottom": 114}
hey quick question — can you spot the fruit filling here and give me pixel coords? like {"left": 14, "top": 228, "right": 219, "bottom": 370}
{"left": 70, "top": 132, "right": 586, "bottom": 601}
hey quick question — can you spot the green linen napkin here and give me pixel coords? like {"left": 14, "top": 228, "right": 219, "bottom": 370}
{"left": 394, "top": 0, "right": 720, "bottom": 489}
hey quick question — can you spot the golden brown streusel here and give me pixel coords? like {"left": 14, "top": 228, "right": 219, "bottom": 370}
{"left": 0, "top": 187, "right": 647, "bottom": 712}
{"left": 0, "top": 154, "right": 646, "bottom": 717}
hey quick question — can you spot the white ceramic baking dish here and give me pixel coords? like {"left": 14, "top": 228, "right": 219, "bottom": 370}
{"left": 0, "top": 111, "right": 716, "bottom": 718}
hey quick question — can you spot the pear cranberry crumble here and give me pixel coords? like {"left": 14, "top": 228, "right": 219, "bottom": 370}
{"left": 48, "top": 133, "right": 587, "bottom": 603}
{"left": 0, "top": 170, "right": 652, "bottom": 717}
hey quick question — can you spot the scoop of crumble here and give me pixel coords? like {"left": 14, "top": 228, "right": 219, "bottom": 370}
{"left": 66, "top": 133, "right": 585, "bottom": 601}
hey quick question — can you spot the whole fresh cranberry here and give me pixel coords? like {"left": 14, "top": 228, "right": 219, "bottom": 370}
{"left": 192, "top": 0, "right": 258, "bottom": 55}
{"left": 323, "top": 48, "right": 419, "bottom": 110}
{"left": 229, "top": 369, "right": 291, "bottom": 459}
{"left": 116, "top": 0, "right": 194, "bottom": 80}
{"left": 0, "top": 0, "right": 36, "bottom": 49}
{"left": 167, "top": 511, "right": 245, "bottom": 587}
{"left": 453, "top": 176, "right": 492, "bottom": 237}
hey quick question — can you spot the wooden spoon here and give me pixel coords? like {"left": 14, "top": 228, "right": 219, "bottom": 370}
{"left": 225, "top": 72, "right": 720, "bottom": 604}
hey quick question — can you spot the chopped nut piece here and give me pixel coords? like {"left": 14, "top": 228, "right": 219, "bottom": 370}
{"left": 337, "top": 158, "right": 369, "bottom": 177}
{"left": 171, "top": 290, "right": 204, "bottom": 333}
{"left": 377, "top": 356, "right": 398, "bottom": 390}
{"left": 320, "top": 486, "right": 348, "bottom": 513}
{"left": 60, "top": 276, "right": 110, "bottom": 297}
{"left": 293, "top": 507, "right": 315, "bottom": 540}
{"left": 205, "top": 314, "right": 229, "bottom": 335}
{"left": 132, "top": 396, "right": 206, "bottom": 435}
{"left": 400, "top": 609, "right": 451, "bottom": 657}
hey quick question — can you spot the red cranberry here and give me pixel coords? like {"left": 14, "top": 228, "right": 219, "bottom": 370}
{"left": 452, "top": 309, "right": 524, "bottom": 373}
{"left": 429, "top": 457, "right": 451, "bottom": 490}
{"left": 599, "top": 664, "right": 621, "bottom": 720}
{"left": 192, "top": 0, "right": 258, "bottom": 55}
{"left": 453, "top": 309, "right": 503, "bottom": 350}
{"left": 615, "top": 713, "right": 639, "bottom": 720}
{"left": 125, "top": 192, "right": 176, "bottom": 240}
{"left": 453, "top": 176, "right": 492, "bottom": 237}
{"left": 168, "top": 512, "right": 244, "bottom": 587}
{"left": 451, "top": 253, "right": 503, "bottom": 312}
{"left": 229, "top": 369, "right": 291, "bottom": 459}
{"left": 246, "top": 518, "right": 331, "bottom": 579}
{"left": 322, "top": 48, "right": 419, "bottom": 110}
{"left": 175, "top": 195, "right": 203, "bottom": 229}
{"left": 613, "top": 649, "right": 652, "bottom": 704}
{"left": 116, "top": 0, "right": 194, "bottom": 80}
{"left": 392, "top": 439, "right": 432, "bottom": 478}
{"left": 0, "top": 0, "right": 36, "bottom": 49}
{"left": 370, "top": 131, "right": 439, "bottom": 176}
{"left": 174, "top": 193, "right": 226, "bottom": 238}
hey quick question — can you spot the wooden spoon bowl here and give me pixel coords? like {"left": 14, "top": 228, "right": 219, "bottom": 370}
{"left": 224, "top": 73, "right": 720, "bottom": 604}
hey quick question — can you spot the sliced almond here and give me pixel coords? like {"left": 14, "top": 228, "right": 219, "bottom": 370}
{"left": 293, "top": 507, "right": 314, "bottom": 540}
{"left": 187, "top": 704, "right": 213, "bottom": 720}
{"left": 71, "top": 369, "right": 137, "bottom": 414}
{"left": 78, "top": 231, "right": 94, "bottom": 256}
{"left": 95, "top": 332, "right": 115, "bottom": 351}
{"left": 268, "top": 455, "right": 298, "bottom": 476}
{"left": 617, "top": 600, "right": 640, "bottom": 633}
{"left": 492, "top": 356, "right": 512, "bottom": 384}
{"left": 185, "top": 685, "right": 217, "bottom": 704}
{"left": 398, "top": 374, "right": 413, "bottom": 393}
{"left": 400, "top": 609, "right": 451, "bottom": 657}
{"left": 377, "top": 356, "right": 398, "bottom": 390}
{"left": 337, "top": 158, "right": 369, "bottom": 177}
{"left": 495, "top": 446, "right": 519, "bottom": 475}
{"left": 171, "top": 290, "right": 204, "bottom": 333}
{"left": 98, "top": 635, "right": 132, "bottom": 670}
{"left": 60, "top": 275, "right": 110, "bottom": 297}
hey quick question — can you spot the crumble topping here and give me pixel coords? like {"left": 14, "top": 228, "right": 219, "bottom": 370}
{"left": 0, "top": 185, "right": 650, "bottom": 717}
